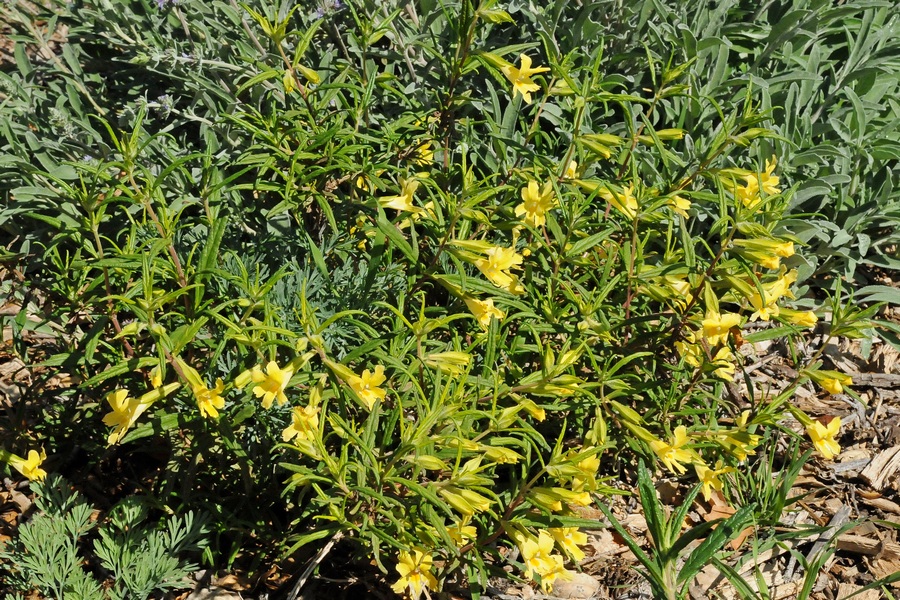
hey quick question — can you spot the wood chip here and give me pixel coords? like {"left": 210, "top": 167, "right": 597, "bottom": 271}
{"left": 871, "top": 541, "right": 900, "bottom": 587}
{"left": 860, "top": 445, "right": 900, "bottom": 491}
{"left": 836, "top": 533, "right": 882, "bottom": 555}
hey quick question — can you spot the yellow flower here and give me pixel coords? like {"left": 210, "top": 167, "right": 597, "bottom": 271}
{"left": 511, "top": 529, "right": 571, "bottom": 593}
{"left": 411, "top": 141, "right": 434, "bottom": 166}
{"left": 149, "top": 366, "right": 163, "bottom": 388}
{"left": 780, "top": 307, "right": 818, "bottom": 327}
{"left": 694, "top": 461, "right": 734, "bottom": 501}
{"left": 806, "top": 417, "right": 841, "bottom": 460}
{"left": 516, "top": 180, "right": 557, "bottom": 227}
{"left": 447, "top": 519, "right": 477, "bottom": 546}
{"left": 549, "top": 527, "right": 588, "bottom": 562}
{"left": 282, "top": 404, "right": 320, "bottom": 442}
{"left": 8, "top": 449, "right": 47, "bottom": 481}
{"left": 571, "top": 452, "right": 601, "bottom": 491}
{"left": 823, "top": 375, "right": 851, "bottom": 395}
{"left": 667, "top": 194, "right": 691, "bottom": 218}
{"left": 379, "top": 178, "right": 422, "bottom": 213}
{"left": 475, "top": 246, "right": 524, "bottom": 294}
{"left": 391, "top": 547, "right": 438, "bottom": 600}
{"left": 598, "top": 183, "right": 638, "bottom": 219}
{"left": 675, "top": 331, "right": 703, "bottom": 368}
{"left": 241, "top": 361, "right": 293, "bottom": 409}
{"left": 736, "top": 156, "right": 781, "bottom": 209}
{"left": 192, "top": 378, "right": 225, "bottom": 419}
{"left": 732, "top": 238, "right": 795, "bottom": 270}
{"left": 650, "top": 426, "right": 693, "bottom": 475}
{"left": 464, "top": 296, "right": 505, "bottom": 329}
{"left": 103, "top": 389, "right": 153, "bottom": 445}
{"left": 711, "top": 347, "right": 735, "bottom": 381}
{"left": 348, "top": 364, "right": 386, "bottom": 410}
{"left": 701, "top": 310, "right": 742, "bottom": 346}
{"left": 564, "top": 160, "right": 578, "bottom": 179}
{"left": 500, "top": 53, "right": 550, "bottom": 104}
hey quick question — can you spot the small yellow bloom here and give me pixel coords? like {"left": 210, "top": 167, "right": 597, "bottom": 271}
{"left": 780, "top": 307, "right": 818, "bottom": 327}
{"left": 8, "top": 449, "right": 47, "bottom": 481}
{"left": 598, "top": 183, "right": 639, "bottom": 219}
{"left": 702, "top": 310, "right": 742, "bottom": 346}
{"left": 348, "top": 364, "right": 387, "bottom": 410}
{"left": 694, "top": 461, "right": 734, "bottom": 501}
{"left": 806, "top": 417, "right": 841, "bottom": 460}
{"left": 242, "top": 361, "right": 294, "bottom": 410}
{"left": 650, "top": 426, "right": 693, "bottom": 475}
{"left": 735, "top": 156, "right": 781, "bottom": 209}
{"left": 572, "top": 452, "right": 601, "bottom": 492}
{"left": 193, "top": 378, "right": 225, "bottom": 418}
{"left": 149, "top": 366, "right": 163, "bottom": 389}
{"left": 464, "top": 296, "right": 505, "bottom": 329}
{"left": 475, "top": 246, "right": 524, "bottom": 294}
{"left": 500, "top": 53, "right": 550, "bottom": 104}
{"left": 516, "top": 180, "right": 557, "bottom": 227}
{"left": 675, "top": 331, "right": 703, "bottom": 368}
{"left": 823, "top": 376, "right": 850, "bottom": 395}
{"left": 711, "top": 347, "right": 736, "bottom": 381}
{"left": 282, "top": 404, "right": 320, "bottom": 442}
{"left": 447, "top": 519, "right": 477, "bottom": 546}
{"left": 103, "top": 389, "right": 153, "bottom": 445}
{"left": 667, "top": 194, "right": 691, "bottom": 218}
{"left": 564, "top": 160, "right": 578, "bottom": 179}
{"left": 379, "top": 178, "right": 422, "bottom": 213}
{"left": 391, "top": 547, "right": 438, "bottom": 600}
{"left": 411, "top": 141, "right": 434, "bottom": 166}
{"left": 549, "top": 527, "right": 588, "bottom": 562}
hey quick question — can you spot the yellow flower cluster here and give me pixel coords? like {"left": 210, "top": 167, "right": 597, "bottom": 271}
{"left": 509, "top": 528, "right": 573, "bottom": 593}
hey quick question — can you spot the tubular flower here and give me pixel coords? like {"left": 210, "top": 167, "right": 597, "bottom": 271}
{"left": 464, "top": 296, "right": 505, "bottom": 329}
{"left": 193, "top": 378, "right": 225, "bottom": 418}
{"left": 735, "top": 156, "right": 781, "bottom": 209}
{"left": 667, "top": 194, "right": 691, "bottom": 218}
{"left": 447, "top": 519, "right": 477, "bottom": 546}
{"left": 475, "top": 246, "right": 524, "bottom": 294}
{"left": 702, "top": 310, "right": 742, "bottom": 346}
{"left": 501, "top": 53, "right": 550, "bottom": 104}
{"left": 780, "top": 307, "right": 818, "bottom": 327}
{"left": 563, "top": 160, "right": 578, "bottom": 179}
{"left": 732, "top": 238, "right": 795, "bottom": 270}
{"left": 241, "top": 361, "right": 294, "bottom": 410}
{"left": 379, "top": 178, "right": 422, "bottom": 213}
{"left": 348, "top": 365, "right": 387, "bottom": 410}
{"left": 8, "top": 449, "right": 47, "bottom": 481}
{"left": 391, "top": 547, "right": 438, "bottom": 600}
{"left": 103, "top": 389, "right": 152, "bottom": 445}
{"left": 806, "top": 417, "right": 841, "bottom": 460}
{"left": 675, "top": 331, "right": 703, "bottom": 368}
{"left": 822, "top": 374, "right": 852, "bottom": 395}
{"left": 516, "top": 180, "right": 557, "bottom": 227}
{"left": 549, "top": 527, "right": 588, "bottom": 563}
{"left": 711, "top": 347, "right": 736, "bottom": 381}
{"left": 650, "top": 426, "right": 693, "bottom": 475}
{"left": 598, "top": 184, "right": 639, "bottom": 219}
{"left": 282, "top": 404, "right": 320, "bottom": 442}
{"left": 694, "top": 461, "right": 735, "bottom": 501}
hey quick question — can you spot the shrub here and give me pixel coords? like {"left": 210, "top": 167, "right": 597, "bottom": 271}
{"left": 0, "top": 0, "right": 881, "bottom": 597}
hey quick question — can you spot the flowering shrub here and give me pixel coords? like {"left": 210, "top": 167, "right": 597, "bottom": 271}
{"left": 1, "top": 0, "right": 880, "bottom": 596}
